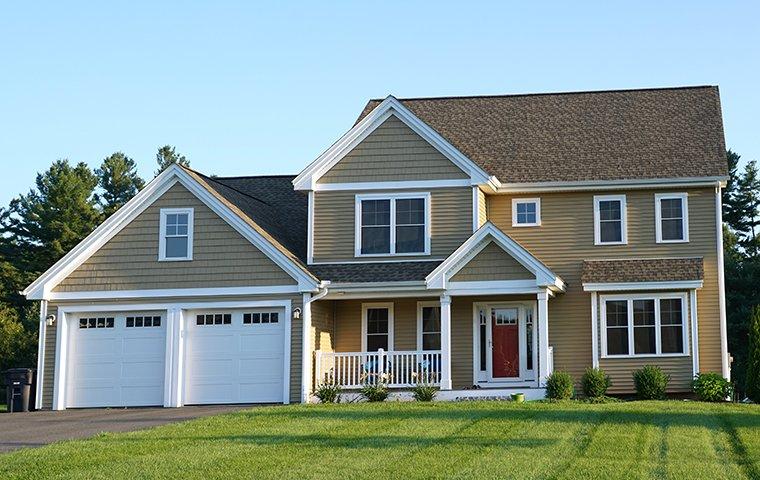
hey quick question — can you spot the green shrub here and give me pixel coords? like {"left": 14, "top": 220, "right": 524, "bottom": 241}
{"left": 633, "top": 365, "right": 670, "bottom": 400}
{"left": 692, "top": 372, "right": 733, "bottom": 402}
{"left": 545, "top": 371, "right": 574, "bottom": 400}
{"left": 581, "top": 367, "right": 611, "bottom": 398}
{"left": 411, "top": 383, "right": 438, "bottom": 402}
{"left": 360, "top": 382, "right": 389, "bottom": 402}
{"left": 746, "top": 305, "right": 760, "bottom": 402}
{"left": 313, "top": 381, "right": 342, "bottom": 403}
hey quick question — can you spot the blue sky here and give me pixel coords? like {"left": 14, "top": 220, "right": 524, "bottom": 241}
{"left": 0, "top": 1, "right": 757, "bottom": 206}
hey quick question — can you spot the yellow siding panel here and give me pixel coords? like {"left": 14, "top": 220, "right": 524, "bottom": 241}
{"left": 451, "top": 242, "right": 533, "bottom": 282}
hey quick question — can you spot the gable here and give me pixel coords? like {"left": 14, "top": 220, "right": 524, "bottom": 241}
{"left": 54, "top": 182, "right": 296, "bottom": 292}
{"left": 318, "top": 115, "right": 469, "bottom": 184}
{"left": 450, "top": 241, "right": 533, "bottom": 282}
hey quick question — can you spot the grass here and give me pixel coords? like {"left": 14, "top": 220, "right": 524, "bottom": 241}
{"left": 1, "top": 400, "right": 759, "bottom": 479}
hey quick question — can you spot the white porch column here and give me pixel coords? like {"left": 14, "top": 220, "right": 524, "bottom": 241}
{"left": 164, "top": 307, "right": 185, "bottom": 408}
{"left": 590, "top": 292, "right": 599, "bottom": 368}
{"left": 537, "top": 289, "right": 551, "bottom": 386}
{"left": 301, "top": 293, "right": 313, "bottom": 403}
{"left": 440, "top": 294, "right": 452, "bottom": 390}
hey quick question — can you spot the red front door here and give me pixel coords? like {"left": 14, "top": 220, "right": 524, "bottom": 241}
{"left": 492, "top": 308, "right": 519, "bottom": 378}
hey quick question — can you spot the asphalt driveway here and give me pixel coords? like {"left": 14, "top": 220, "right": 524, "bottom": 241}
{"left": 0, "top": 404, "right": 253, "bottom": 453}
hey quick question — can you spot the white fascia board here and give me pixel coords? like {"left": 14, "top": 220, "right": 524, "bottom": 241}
{"left": 495, "top": 176, "right": 729, "bottom": 194}
{"left": 48, "top": 285, "right": 300, "bottom": 301}
{"left": 446, "top": 280, "right": 541, "bottom": 296}
{"left": 313, "top": 179, "right": 472, "bottom": 192}
{"left": 293, "top": 96, "right": 491, "bottom": 190}
{"left": 582, "top": 280, "right": 704, "bottom": 292}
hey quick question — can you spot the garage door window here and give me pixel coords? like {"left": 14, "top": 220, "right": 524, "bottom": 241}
{"left": 126, "top": 316, "right": 162, "bottom": 328}
{"left": 243, "top": 312, "right": 279, "bottom": 324}
{"left": 79, "top": 317, "right": 115, "bottom": 329}
{"left": 196, "top": 313, "right": 232, "bottom": 326}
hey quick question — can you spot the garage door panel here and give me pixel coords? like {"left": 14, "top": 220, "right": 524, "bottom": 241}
{"left": 123, "top": 336, "right": 165, "bottom": 355}
{"left": 77, "top": 337, "right": 120, "bottom": 355}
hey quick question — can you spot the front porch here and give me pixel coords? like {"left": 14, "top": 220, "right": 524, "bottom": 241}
{"left": 305, "top": 294, "right": 555, "bottom": 401}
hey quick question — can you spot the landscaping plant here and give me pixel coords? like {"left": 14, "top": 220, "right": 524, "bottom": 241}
{"left": 581, "top": 367, "right": 611, "bottom": 399}
{"left": 692, "top": 372, "right": 733, "bottom": 402}
{"left": 411, "top": 383, "right": 438, "bottom": 402}
{"left": 746, "top": 305, "right": 760, "bottom": 402}
{"left": 633, "top": 365, "right": 670, "bottom": 400}
{"left": 360, "top": 382, "right": 390, "bottom": 402}
{"left": 545, "top": 370, "right": 574, "bottom": 400}
{"left": 313, "top": 379, "right": 342, "bottom": 403}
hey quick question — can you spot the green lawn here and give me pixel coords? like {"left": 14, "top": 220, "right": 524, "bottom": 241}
{"left": 1, "top": 401, "right": 758, "bottom": 479}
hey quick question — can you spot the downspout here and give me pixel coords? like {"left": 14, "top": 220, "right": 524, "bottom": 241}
{"left": 35, "top": 300, "right": 48, "bottom": 410}
{"left": 301, "top": 282, "right": 330, "bottom": 403}
{"left": 715, "top": 183, "right": 730, "bottom": 380}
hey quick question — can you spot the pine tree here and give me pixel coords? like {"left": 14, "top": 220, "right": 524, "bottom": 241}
{"left": 155, "top": 145, "right": 189, "bottom": 175}
{"left": 746, "top": 305, "right": 760, "bottom": 402}
{"left": 723, "top": 150, "right": 743, "bottom": 231}
{"left": 95, "top": 152, "right": 145, "bottom": 217}
{"left": 735, "top": 161, "right": 760, "bottom": 256}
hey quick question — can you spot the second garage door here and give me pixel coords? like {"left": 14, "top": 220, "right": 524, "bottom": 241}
{"left": 184, "top": 308, "right": 286, "bottom": 405}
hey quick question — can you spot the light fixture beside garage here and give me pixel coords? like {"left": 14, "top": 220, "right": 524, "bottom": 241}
{"left": 45, "top": 314, "right": 56, "bottom": 327}
{"left": 292, "top": 307, "right": 301, "bottom": 319}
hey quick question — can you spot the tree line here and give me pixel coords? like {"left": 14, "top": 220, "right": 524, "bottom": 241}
{"left": 0, "top": 146, "right": 188, "bottom": 373}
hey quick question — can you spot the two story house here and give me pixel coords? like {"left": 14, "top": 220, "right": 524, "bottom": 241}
{"left": 24, "top": 86, "right": 729, "bottom": 409}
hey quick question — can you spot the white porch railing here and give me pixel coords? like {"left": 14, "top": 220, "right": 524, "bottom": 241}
{"left": 314, "top": 349, "right": 442, "bottom": 389}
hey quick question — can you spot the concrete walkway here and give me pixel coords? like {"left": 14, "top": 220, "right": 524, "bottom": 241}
{"left": 0, "top": 405, "right": 253, "bottom": 453}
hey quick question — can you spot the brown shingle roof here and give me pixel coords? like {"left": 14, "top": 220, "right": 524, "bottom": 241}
{"left": 358, "top": 86, "right": 728, "bottom": 184}
{"left": 581, "top": 257, "right": 704, "bottom": 284}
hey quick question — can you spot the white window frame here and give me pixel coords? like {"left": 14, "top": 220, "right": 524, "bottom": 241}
{"left": 511, "top": 198, "right": 541, "bottom": 227}
{"left": 600, "top": 292, "right": 689, "bottom": 358}
{"left": 655, "top": 193, "right": 689, "bottom": 243}
{"left": 159, "top": 208, "right": 194, "bottom": 261}
{"left": 361, "top": 302, "right": 394, "bottom": 352}
{"left": 354, "top": 192, "right": 431, "bottom": 257}
{"left": 416, "top": 301, "right": 441, "bottom": 351}
{"left": 593, "top": 195, "right": 627, "bottom": 246}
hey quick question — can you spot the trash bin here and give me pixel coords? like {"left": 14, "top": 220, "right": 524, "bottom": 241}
{"left": 4, "top": 368, "right": 35, "bottom": 413}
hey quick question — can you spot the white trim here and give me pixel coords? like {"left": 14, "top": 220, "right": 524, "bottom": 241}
{"left": 511, "top": 198, "right": 541, "bottom": 227}
{"left": 354, "top": 192, "right": 431, "bottom": 258}
{"left": 583, "top": 280, "right": 703, "bottom": 292}
{"left": 426, "top": 222, "right": 564, "bottom": 291}
{"left": 361, "top": 302, "right": 394, "bottom": 352}
{"left": 301, "top": 293, "right": 312, "bottom": 404}
{"left": 472, "top": 187, "right": 481, "bottom": 232}
{"left": 158, "top": 207, "right": 194, "bottom": 261}
{"left": 314, "top": 179, "right": 472, "bottom": 192}
{"left": 593, "top": 194, "right": 628, "bottom": 245}
{"left": 537, "top": 290, "right": 550, "bottom": 386}
{"left": 416, "top": 301, "right": 441, "bottom": 351}
{"left": 471, "top": 302, "right": 481, "bottom": 384}
{"left": 48, "top": 285, "right": 300, "bottom": 300}
{"left": 307, "top": 191, "right": 315, "bottom": 264}
{"left": 447, "top": 280, "right": 542, "bottom": 296}
{"left": 690, "top": 289, "right": 700, "bottom": 377}
{"left": 591, "top": 292, "right": 599, "bottom": 368}
{"left": 293, "top": 96, "right": 490, "bottom": 191}
{"left": 23, "top": 165, "right": 319, "bottom": 299}
{"left": 495, "top": 176, "right": 729, "bottom": 193}
{"left": 716, "top": 185, "right": 730, "bottom": 379}
{"left": 439, "top": 294, "right": 452, "bottom": 390}
{"left": 599, "top": 292, "right": 690, "bottom": 359}
{"left": 310, "top": 258, "right": 445, "bottom": 265}
{"left": 655, "top": 193, "right": 689, "bottom": 243}
{"left": 35, "top": 300, "right": 47, "bottom": 410}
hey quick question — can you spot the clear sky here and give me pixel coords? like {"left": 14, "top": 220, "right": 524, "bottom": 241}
{"left": 1, "top": 1, "right": 757, "bottom": 207}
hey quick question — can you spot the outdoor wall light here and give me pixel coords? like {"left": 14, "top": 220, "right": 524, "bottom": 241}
{"left": 292, "top": 308, "right": 301, "bottom": 320}
{"left": 45, "top": 314, "right": 56, "bottom": 327}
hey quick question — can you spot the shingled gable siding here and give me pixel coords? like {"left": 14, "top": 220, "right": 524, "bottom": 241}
{"left": 318, "top": 115, "right": 469, "bottom": 184}
{"left": 41, "top": 294, "right": 304, "bottom": 408}
{"left": 450, "top": 241, "right": 534, "bottom": 282}
{"left": 54, "top": 183, "right": 296, "bottom": 292}
{"left": 312, "top": 187, "right": 472, "bottom": 262}
{"left": 487, "top": 187, "right": 721, "bottom": 391}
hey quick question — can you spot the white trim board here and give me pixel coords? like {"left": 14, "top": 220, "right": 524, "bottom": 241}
{"left": 583, "top": 280, "right": 703, "bottom": 292}
{"left": 23, "top": 164, "right": 319, "bottom": 300}
{"left": 495, "top": 176, "right": 728, "bottom": 193}
{"left": 314, "top": 179, "right": 472, "bottom": 192}
{"left": 47, "top": 285, "right": 300, "bottom": 301}
{"left": 292, "top": 96, "right": 491, "bottom": 191}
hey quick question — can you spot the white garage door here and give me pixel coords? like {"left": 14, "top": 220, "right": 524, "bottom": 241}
{"left": 66, "top": 312, "right": 166, "bottom": 408}
{"left": 184, "top": 308, "right": 285, "bottom": 405}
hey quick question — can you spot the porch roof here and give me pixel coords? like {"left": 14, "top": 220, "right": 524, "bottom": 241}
{"left": 581, "top": 257, "right": 704, "bottom": 284}
{"left": 309, "top": 261, "right": 442, "bottom": 283}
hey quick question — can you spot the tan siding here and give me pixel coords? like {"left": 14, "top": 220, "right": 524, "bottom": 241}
{"left": 332, "top": 299, "right": 422, "bottom": 352}
{"left": 55, "top": 183, "right": 296, "bottom": 292}
{"left": 319, "top": 115, "right": 469, "bottom": 184}
{"left": 600, "top": 357, "right": 694, "bottom": 393}
{"left": 451, "top": 242, "right": 533, "bottom": 282}
{"left": 313, "top": 188, "right": 472, "bottom": 262}
{"left": 487, "top": 187, "right": 720, "bottom": 388}
{"left": 477, "top": 188, "right": 487, "bottom": 227}
{"left": 309, "top": 300, "right": 335, "bottom": 388}
{"left": 41, "top": 295, "right": 303, "bottom": 408}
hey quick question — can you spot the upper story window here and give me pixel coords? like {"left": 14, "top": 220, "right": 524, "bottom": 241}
{"left": 593, "top": 195, "right": 627, "bottom": 245}
{"left": 355, "top": 193, "right": 430, "bottom": 257}
{"left": 159, "top": 208, "right": 194, "bottom": 261}
{"left": 512, "top": 198, "right": 541, "bottom": 227}
{"left": 601, "top": 294, "right": 687, "bottom": 357}
{"left": 655, "top": 193, "right": 689, "bottom": 243}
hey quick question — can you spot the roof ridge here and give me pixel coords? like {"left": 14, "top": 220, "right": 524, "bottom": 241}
{"left": 190, "top": 169, "right": 275, "bottom": 208}
{"left": 370, "top": 85, "right": 717, "bottom": 103}
{"left": 212, "top": 174, "right": 297, "bottom": 179}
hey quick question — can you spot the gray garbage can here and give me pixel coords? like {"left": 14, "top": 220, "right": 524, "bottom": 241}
{"left": 4, "top": 368, "right": 35, "bottom": 413}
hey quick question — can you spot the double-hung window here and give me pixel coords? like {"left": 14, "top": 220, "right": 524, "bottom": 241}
{"left": 655, "top": 193, "right": 689, "bottom": 243}
{"left": 159, "top": 208, "right": 194, "bottom": 261}
{"left": 512, "top": 198, "right": 541, "bottom": 227}
{"left": 594, "top": 195, "right": 627, "bottom": 245}
{"left": 362, "top": 303, "right": 393, "bottom": 352}
{"left": 356, "top": 193, "right": 430, "bottom": 256}
{"left": 417, "top": 302, "right": 441, "bottom": 351}
{"left": 602, "top": 295, "right": 687, "bottom": 357}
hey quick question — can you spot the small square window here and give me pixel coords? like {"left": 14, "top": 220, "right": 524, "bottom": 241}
{"left": 87, "top": 318, "right": 96, "bottom": 328}
{"left": 261, "top": 313, "right": 270, "bottom": 324}
{"left": 270, "top": 312, "right": 279, "bottom": 323}
{"left": 96, "top": 317, "right": 106, "bottom": 328}
{"left": 214, "top": 314, "right": 223, "bottom": 325}
{"left": 153, "top": 316, "right": 161, "bottom": 327}
{"left": 126, "top": 317, "right": 134, "bottom": 328}
{"left": 512, "top": 199, "right": 541, "bottom": 227}
{"left": 160, "top": 209, "right": 193, "bottom": 261}
{"left": 223, "top": 314, "right": 231, "bottom": 325}
{"left": 135, "top": 317, "right": 144, "bottom": 327}
{"left": 243, "top": 313, "right": 251, "bottom": 324}
{"left": 79, "top": 318, "right": 87, "bottom": 328}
